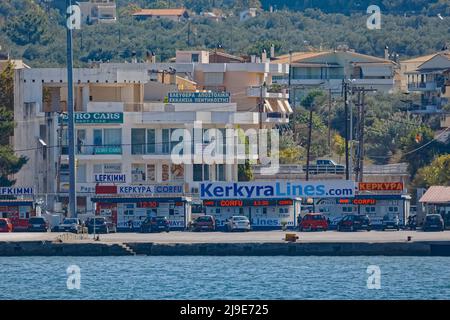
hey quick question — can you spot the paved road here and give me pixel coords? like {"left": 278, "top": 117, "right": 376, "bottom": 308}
{"left": 1, "top": 230, "right": 450, "bottom": 244}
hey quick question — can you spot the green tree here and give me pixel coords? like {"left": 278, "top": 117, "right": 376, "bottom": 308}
{"left": 400, "top": 125, "right": 444, "bottom": 178}
{"left": 0, "top": 62, "right": 27, "bottom": 186}
{"left": 332, "top": 133, "right": 345, "bottom": 163}
{"left": 413, "top": 154, "right": 450, "bottom": 187}
{"left": 5, "top": 0, "right": 48, "bottom": 45}
{"left": 278, "top": 132, "right": 304, "bottom": 164}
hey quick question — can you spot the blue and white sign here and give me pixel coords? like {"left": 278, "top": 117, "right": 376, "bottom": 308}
{"left": 118, "top": 184, "right": 184, "bottom": 195}
{"left": 168, "top": 92, "right": 230, "bottom": 103}
{"left": 95, "top": 174, "right": 126, "bottom": 183}
{"left": 0, "top": 187, "right": 33, "bottom": 196}
{"left": 200, "top": 181, "right": 356, "bottom": 199}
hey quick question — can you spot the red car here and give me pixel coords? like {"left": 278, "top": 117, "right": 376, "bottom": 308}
{"left": 190, "top": 215, "right": 216, "bottom": 232}
{"left": 299, "top": 213, "right": 328, "bottom": 231}
{"left": 0, "top": 218, "right": 13, "bottom": 232}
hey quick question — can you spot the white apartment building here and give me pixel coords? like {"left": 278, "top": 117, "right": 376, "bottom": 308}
{"left": 13, "top": 54, "right": 290, "bottom": 228}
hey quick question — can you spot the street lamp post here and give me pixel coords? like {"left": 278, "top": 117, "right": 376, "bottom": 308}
{"left": 66, "top": 0, "right": 77, "bottom": 217}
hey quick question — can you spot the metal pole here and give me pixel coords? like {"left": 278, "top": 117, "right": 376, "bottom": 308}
{"left": 306, "top": 109, "right": 313, "bottom": 181}
{"left": 328, "top": 88, "right": 332, "bottom": 154}
{"left": 66, "top": 0, "right": 77, "bottom": 218}
{"left": 344, "top": 81, "right": 350, "bottom": 180}
{"left": 359, "top": 91, "right": 366, "bottom": 183}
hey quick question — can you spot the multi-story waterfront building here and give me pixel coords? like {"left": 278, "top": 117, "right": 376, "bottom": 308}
{"left": 13, "top": 52, "right": 290, "bottom": 229}
{"left": 271, "top": 48, "right": 397, "bottom": 106}
{"left": 405, "top": 51, "right": 450, "bottom": 114}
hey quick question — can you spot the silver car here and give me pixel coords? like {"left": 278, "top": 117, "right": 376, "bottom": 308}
{"left": 225, "top": 216, "right": 251, "bottom": 232}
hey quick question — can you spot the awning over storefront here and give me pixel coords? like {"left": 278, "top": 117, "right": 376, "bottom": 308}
{"left": 0, "top": 200, "right": 33, "bottom": 206}
{"left": 283, "top": 100, "right": 293, "bottom": 113}
{"left": 420, "top": 186, "right": 450, "bottom": 204}
{"left": 91, "top": 197, "right": 189, "bottom": 203}
{"left": 264, "top": 99, "right": 274, "bottom": 112}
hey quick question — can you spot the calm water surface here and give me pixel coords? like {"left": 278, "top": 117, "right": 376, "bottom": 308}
{"left": 0, "top": 256, "right": 449, "bottom": 299}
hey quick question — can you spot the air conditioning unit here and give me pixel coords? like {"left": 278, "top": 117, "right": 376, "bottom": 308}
{"left": 191, "top": 187, "right": 199, "bottom": 194}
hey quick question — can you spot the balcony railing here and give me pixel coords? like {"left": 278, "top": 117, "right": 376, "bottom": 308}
{"left": 408, "top": 82, "right": 438, "bottom": 91}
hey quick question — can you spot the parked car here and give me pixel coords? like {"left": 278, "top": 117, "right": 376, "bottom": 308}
{"left": 0, "top": 218, "right": 13, "bottom": 232}
{"left": 225, "top": 216, "right": 251, "bottom": 232}
{"left": 337, "top": 215, "right": 371, "bottom": 232}
{"left": 190, "top": 215, "right": 216, "bottom": 232}
{"left": 423, "top": 214, "right": 444, "bottom": 232}
{"left": 87, "top": 217, "right": 117, "bottom": 234}
{"left": 303, "top": 159, "right": 345, "bottom": 175}
{"left": 382, "top": 214, "right": 400, "bottom": 231}
{"left": 27, "top": 217, "right": 49, "bottom": 232}
{"left": 299, "top": 213, "right": 328, "bottom": 231}
{"left": 140, "top": 216, "right": 170, "bottom": 233}
{"left": 56, "top": 218, "right": 84, "bottom": 233}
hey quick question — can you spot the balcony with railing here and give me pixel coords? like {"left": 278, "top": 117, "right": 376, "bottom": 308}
{"left": 247, "top": 86, "right": 289, "bottom": 99}
{"left": 408, "top": 82, "right": 438, "bottom": 91}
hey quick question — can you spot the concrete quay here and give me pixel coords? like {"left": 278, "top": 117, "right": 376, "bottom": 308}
{"left": 1, "top": 231, "right": 450, "bottom": 256}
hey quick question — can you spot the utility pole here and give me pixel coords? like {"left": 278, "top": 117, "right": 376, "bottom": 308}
{"left": 187, "top": 20, "right": 191, "bottom": 46}
{"left": 359, "top": 90, "right": 366, "bottom": 182}
{"left": 66, "top": 0, "right": 77, "bottom": 218}
{"left": 328, "top": 88, "right": 332, "bottom": 154}
{"left": 344, "top": 81, "right": 350, "bottom": 180}
{"left": 305, "top": 107, "right": 313, "bottom": 181}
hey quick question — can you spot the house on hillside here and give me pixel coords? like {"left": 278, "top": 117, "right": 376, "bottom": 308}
{"left": 405, "top": 51, "right": 450, "bottom": 114}
{"left": 78, "top": 0, "right": 117, "bottom": 24}
{"left": 132, "top": 8, "right": 189, "bottom": 22}
{"left": 271, "top": 48, "right": 397, "bottom": 106}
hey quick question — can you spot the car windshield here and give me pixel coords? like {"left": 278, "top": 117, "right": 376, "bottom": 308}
{"left": 63, "top": 219, "right": 78, "bottom": 224}
{"left": 312, "top": 215, "right": 325, "bottom": 220}
{"left": 197, "top": 216, "right": 212, "bottom": 222}
{"left": 233, "top": 216, "right": 248, "bottom": 221}
{"left": 427, "top": 215, "right": 441, "bottom": 222}
{"left": 29, "top": 218, "right": 45, "bottom": 223}
{"left": 91, "top": 218, "right": 105, "bottom": 224}
{"left": 156, "top": 217, "right": 167, "bottom": 220}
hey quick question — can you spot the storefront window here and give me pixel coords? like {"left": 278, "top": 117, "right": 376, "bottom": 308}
{"left": 193, "top": 164, "right": 210, "bottom": 182}
{"left": 124, "top": 204, "right": 134, "bottom": 216}
{"left": 365, "top": 207, "right": 376, "bottom": 214}
{"left": 77, "top": 129, "right": 86, "bottom": 154}
{"left": 93, "top": 129, "right": 102, "bottom": 146}
{"left": 216, "top": 164, "right": 225, "bottom": 181}
{"left": 162, "top": 164, "right": 170, "bottom": 181}
{"left": 131, "top": 129, "right": 145, "bottom": 154}
{"left": 76, "top": 163, "right": 86, "bottom": 183}
{"left": 162, "top": 129, "right": 170, "bottom": 154}
{"left": 104, "top": 128, "right": 122, "bottom": 147}
{"left": 131, "top": 164, "right": 146, "bottom": 183}
{"left": 171, "top": 164, "right": 184, "bottom": 181}
{"left": 263, "top": 207, "right": 267, "bottom": 214}
{"left": 147, "top": 164, "right": 156, "bottom": 182}
{"left": 93, "top": 164, "right": 102, "bottom": 174}
{"left": 147, "top": 129, "right": 155, "bottom": 154}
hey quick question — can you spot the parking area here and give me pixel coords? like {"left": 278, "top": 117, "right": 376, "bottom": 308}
{"left": 1, "top": 230, "right": 450, "bottom": 244}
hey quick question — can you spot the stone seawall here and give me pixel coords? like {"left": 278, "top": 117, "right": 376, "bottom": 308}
{"left": 1, "top": 241, "right": 450, "bottom": 256}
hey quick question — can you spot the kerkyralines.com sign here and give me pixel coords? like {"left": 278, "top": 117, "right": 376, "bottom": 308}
{"left": 200, "top": 181, "right": 356, "bottom": 199}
